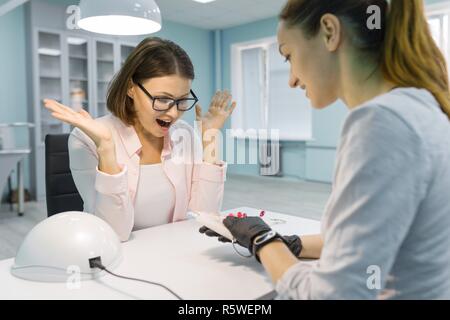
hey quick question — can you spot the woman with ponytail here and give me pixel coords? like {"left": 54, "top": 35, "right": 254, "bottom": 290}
{"left": 201, "top": 0, "right": 450, "bottom": 299}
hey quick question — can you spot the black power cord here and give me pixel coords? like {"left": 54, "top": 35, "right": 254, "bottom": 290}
{"left": 89, "top": 257, "right": 183, "bottom": 300}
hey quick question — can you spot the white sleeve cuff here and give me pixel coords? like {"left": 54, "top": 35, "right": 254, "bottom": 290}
{"left": 95, "top": 164, "right": 128, "bottom": 195}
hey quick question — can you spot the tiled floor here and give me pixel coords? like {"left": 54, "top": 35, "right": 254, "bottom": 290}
{"left": 0, "top": 174, "right": 331, "bottom": 260}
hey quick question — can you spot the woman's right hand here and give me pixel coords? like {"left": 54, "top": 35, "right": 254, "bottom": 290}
{"left": 43, "top": 99, "right": 113, "bottom": 150}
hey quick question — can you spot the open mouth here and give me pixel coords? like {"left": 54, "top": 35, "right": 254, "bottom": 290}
{"left": 156, "top": 118, "right": 172, "bottom": 128}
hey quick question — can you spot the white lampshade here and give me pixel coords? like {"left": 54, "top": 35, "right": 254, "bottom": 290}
{"left": 77, "top": 0, "right": 162, "bottom": 36}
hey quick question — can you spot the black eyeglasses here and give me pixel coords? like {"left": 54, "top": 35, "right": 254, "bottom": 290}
{"left": 137, "top": 83, "right": 199, "bottom": 112}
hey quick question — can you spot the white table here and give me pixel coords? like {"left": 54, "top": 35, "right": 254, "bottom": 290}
{"left": 0, "top": 149, "right": 30, "bottom": 216}
{"left": 0, "top": 207, "right": 321, "bottom": 300}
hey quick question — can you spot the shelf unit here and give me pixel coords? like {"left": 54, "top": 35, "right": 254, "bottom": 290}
{"left": 94, "top": 40, "right": 115, "bottom": 117}
{"left": 38, "top": 31, "right": 64, "bottom": 141}
{"left": 121, "top": 44, "right": 135, "bottom": 66}
{"left": 67, "top": 35, "right": 90, "bottom": 116}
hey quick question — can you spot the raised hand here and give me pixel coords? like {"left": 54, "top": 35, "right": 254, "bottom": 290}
{"left": 195, "top": 90, "right": 236, "bottom": 134}
{"left": 43, "top": 99, "right": 113, "bottom": 149}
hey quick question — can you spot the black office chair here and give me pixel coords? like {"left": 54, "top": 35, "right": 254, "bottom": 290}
{"left": 45, "top": 134, "right": 83, "bottom": 217}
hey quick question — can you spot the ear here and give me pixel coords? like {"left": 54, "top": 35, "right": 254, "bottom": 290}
{"left": 127, "top": 81, "right": 135, "bottom": 99}
{"left": 320, "top": 14, "right": 341, "bottom": 52}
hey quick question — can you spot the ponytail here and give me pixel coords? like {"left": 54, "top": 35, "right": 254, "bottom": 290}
{"left": 382, "top": 0, "right": 450, "bottom": 119}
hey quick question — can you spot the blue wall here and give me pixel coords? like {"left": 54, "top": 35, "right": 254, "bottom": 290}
{"left": 0, "top": 3, "right": 28, "bottom": 126}
{"left": 0, "top": 2, "right": 31, "bottom": 199}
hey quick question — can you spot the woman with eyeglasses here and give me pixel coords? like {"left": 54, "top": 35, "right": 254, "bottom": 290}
{"left": 202, "top": 0, "right": 450, "bottom": 299}
{"left": 44, "top": 37, "right": 236, "bottom": 242}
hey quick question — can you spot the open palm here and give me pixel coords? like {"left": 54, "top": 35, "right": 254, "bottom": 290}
{"left": 43, "top": 99, "right": 112, "bottom": 148}
{"left": 195, "top": 91, "right": 236, "bottom": 133}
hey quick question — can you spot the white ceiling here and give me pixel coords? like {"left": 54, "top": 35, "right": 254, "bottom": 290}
{"left": 155, "top": 0, "right": 286, "bottom": 30}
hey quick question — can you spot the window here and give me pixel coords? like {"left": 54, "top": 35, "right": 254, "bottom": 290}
{"left": 427, "top": 1, "right": 450, "bottom": 67}
{"left": 428, "top": 14, "right": 449, "bottom": 57}
{"left": 231, "top": 37, "right": 312, "bottom": 141}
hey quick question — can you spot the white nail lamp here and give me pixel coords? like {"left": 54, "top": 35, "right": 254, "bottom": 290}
{"left": 77, "top": 0, "right": 162, "bottom": 36}
{"left": 11, "top": 212, "right": 122, "bottom": 282}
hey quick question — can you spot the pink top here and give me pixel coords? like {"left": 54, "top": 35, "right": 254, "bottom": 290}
{"left": 68, "top": 114, "right": 227, "bottom": 241}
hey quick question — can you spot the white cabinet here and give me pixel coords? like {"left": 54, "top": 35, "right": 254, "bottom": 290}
{"left": 120, "top": 44, "right": 135, "bottom": 67}
{"left": 30, "top": 27, "right": 138, "bottom": 200}
{"left": 94, "top": 40, "right": 116, "bottom": 117}
{"left": 66, "top": 35, "right": 91, "bottom": 114}
{"left": 37, "top": 31, "right": 64, "bottom": 143}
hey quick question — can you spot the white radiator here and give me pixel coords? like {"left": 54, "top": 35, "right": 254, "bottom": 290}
{"left": 259, "top": 140, "right": 281, "bottom": 176}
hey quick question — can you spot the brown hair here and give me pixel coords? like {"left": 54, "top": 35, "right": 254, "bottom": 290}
{"left": 280, "top": 0, "right": 450, "bottom": 119}
{"left": 107, "top": 37, "right": 195, "bottom": 125}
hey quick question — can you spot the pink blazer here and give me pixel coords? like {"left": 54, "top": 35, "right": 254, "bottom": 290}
{"left": 68, "top": 114, "right": 227, "bottom": 241}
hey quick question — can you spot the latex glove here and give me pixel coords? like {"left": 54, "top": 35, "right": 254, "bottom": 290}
{"left": 198, "top": 216, "right": 271, "bottom": 252}
{"left": 199, "top": 224, "right": 303, "bottom": 257}
{"left": 199, "top": 216, "right": 270, "bottom": 251}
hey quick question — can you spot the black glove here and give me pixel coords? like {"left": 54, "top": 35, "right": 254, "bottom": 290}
{"left": 222, "top": 216, "right": 272, "bottom": 252}
{"left": 199, "top": 216, "right": 270, "bottom": 251}
{"left": 199, "top": 224, "right": 303, "bottom": 257}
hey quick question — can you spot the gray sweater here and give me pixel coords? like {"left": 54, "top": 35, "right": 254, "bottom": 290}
{"left": 276, "top": 88, "right": 450, "bottom": 299}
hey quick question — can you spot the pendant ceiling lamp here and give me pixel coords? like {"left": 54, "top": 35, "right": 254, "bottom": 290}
{"left": 77, "top": 0, "right": 162, "bottom": 36}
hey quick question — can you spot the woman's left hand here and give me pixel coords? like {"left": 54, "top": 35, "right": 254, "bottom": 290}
{"left": 195, "top": 90, "right": 236, "bottom": 134}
